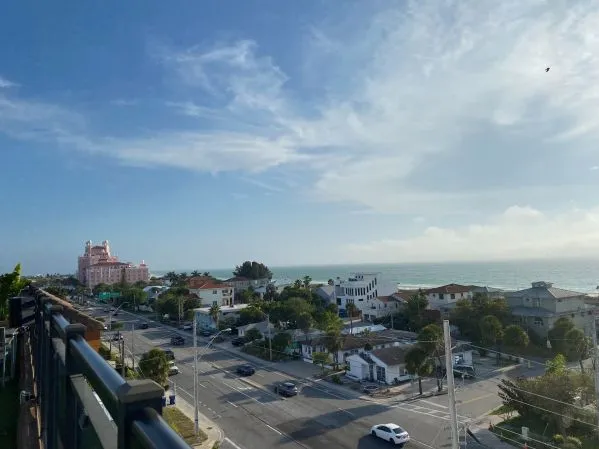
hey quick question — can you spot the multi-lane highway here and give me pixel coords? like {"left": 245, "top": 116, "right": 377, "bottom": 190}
{"left": 84, "top": 303, "right": 494, "bottom": 449}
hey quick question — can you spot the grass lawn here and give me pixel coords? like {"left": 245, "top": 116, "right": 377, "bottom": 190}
{"left": 492, "top": 416, "right": 598, "bottom": 449}
{"left": 163, "top": 407, "right": 207, "bottom": 446}
{"left": 0, "top": 379, "right": 19, "bottom": 449}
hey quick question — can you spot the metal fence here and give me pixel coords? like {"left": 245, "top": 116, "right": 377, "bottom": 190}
{"left": 28, "top": 286, "right": 191, "bottom": 449}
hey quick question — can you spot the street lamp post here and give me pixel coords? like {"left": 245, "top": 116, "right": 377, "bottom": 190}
{"left": 193, "top": 325, "right": 231, "bottom": 436}
{"left": 107, "top": 302, "right": 129, "bottom": 331}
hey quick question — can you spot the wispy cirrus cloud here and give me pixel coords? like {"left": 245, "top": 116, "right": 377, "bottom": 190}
{"left": 342, "top": 205, "right": 599, "bottom": 263}
{"left": 2, "top": 0, "right": 599, "bottom": 216}
{"left": 0, "top": 76, "right": 17, "bottom": 88}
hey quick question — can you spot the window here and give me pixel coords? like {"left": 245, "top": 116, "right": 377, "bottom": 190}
{"left": 376, "top": 365, "right": 386, "bottom": 382}
{"left": 533, "top": 317, "right": 543, "bottom": 326}
{"left": 439, "top": 294, "right": 444, "bottom": 300}
{"left": 213, "top": 290, "right": 217, "bottom": 294}
{"left": 450, "top": 294, "right": 455, "bottom": 299}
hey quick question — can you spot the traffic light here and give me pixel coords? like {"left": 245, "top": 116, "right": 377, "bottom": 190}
{"left": 9, "top": 296, "right": 36, "bottom": 328}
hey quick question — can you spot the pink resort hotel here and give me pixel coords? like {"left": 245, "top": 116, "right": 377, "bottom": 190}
{"left": 77, "top": 240, "right": 149, "bottom": 288}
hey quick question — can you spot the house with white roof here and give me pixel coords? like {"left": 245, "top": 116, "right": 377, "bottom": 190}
{"left": 334, "top": 273, "right": 398, "bottom": 318}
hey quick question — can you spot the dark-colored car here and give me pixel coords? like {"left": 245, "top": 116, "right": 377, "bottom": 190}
{"left": 200, "top": 329, "right": 214, "bottom": 337}
{"left": 274, "top": 381, "right": 298, "bottom": 397}
{"left": 453, "top": 365, "right": 476, "bottom": 379}
{"left": 231, "top": 337, "right": 246, "bottom": 347}
{"left": 139, "top": 322, "right": 149, "bottom": 329}
{"left": 171, "top": 335, "right": 185, "bottom": 346}
{"left": 164, "top": 350, "right": 175, "bottom": 361}
{"left": 236, "top": 364, "right": 255, "bottom": 376}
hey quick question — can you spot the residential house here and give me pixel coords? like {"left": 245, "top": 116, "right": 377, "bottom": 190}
{"left": 194, "top": 303, "right": 249, "bottom": 330}
{"left": 188, "top": 279, "right": 235, "bottom": 307}
{"left": 314, "top": 285, "right": 336, "bottom": 305}
{"left": 425, "top": 284, "right": 473, "bottom": 315}
{"left": 301, "top": 329, "right": 417, "bottom": 364}
{"left": 363, "top": 295, "right": 403, "bottom": 321}
{"left": 342, "top": 323, "right": 387, "bottom": 335}
{"left": 334, "top": 273, "right": 398, "bottom": 317}
{"left": 469, "top": 285, "right": 505, "bottom": 299}
{"left": 224, "top": 276, "right": 252, "bottom": 291}
{"left": 506, "top": 281, "right": 595, "bottom": 339}
{"left": 237, "top": 320, "right": 275, "bottom": 338}
{"left": 347, "top": 346, "right": 413, "bottom": 384}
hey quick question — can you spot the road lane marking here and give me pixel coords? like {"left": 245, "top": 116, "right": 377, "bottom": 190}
{"left": 225, "top": 438, "right": 244, "bottom": 449}
{"left": 227, "top": 401, "right": 239, "bottom": 408}
{"left": 199, "top": 382, "right": 207, "bottom": 388}
{"left": 337, "top": 407, "right": 354, "bottom": 416}
{"left": 265, "top": 424, "right": 282, "bottom": 435}
{"left": 459, "top": 393, "right": 496, "bottom": 405}
{"left": 419, "top": 399, "right": 448, "bottom": 409}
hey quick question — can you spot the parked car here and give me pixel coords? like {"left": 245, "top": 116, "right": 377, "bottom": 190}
{"left": 111, "top": 333, "right": 123, "bottom": 341}
{"left": 453, "top": 364, "right": 476, "bottom": 379}
{"left": 362, "top": 385, "right": 380, "bottom": 395}
{"left": 200, "top": 329, "right": 214, "bottom": 337}
{"left": 231, "top": 337, "right": 246, "bottom": 347}
{"left": 139, "top": 322, "right": 149, "bottom": 329}
{"left": 164, "top": 349, "right": 175, "bottom": 361}
{"left": 370, "top": 423, "right": 410, "bottom": 446}
{"left": 171, "top": 335, "right": 185, "bottom": 346}
{"left": 181, "top": 324, "right": 193, "bottom": 331}
{"left": 236, "top": 364, "right": 255, "bottom": 376}
{"left": 168, "top": 361, "right": 179, "bottom": 376}
{"left": 274, "top": 381, "right": 298, "bottom": 397}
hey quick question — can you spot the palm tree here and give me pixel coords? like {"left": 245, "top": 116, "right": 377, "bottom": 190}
{"left": 202, "top": 272, "right": 210, "bottom": 277}
{"left": 302, "top": 275, "right": 312, "bottom": 289}
{"left": 405, "top": 346, "right": 433, "bottom": 395}
{"left": 293, "top": 279, "right": 302, "bottom": 289}
{"left": 191, "top": 270, "right": 201, "bottom": 277}
{"left": 209, "top": 303, "right": 221, "bottom": 329}
{"left": 346, "top": 303, "right": 358, "bottom": 334}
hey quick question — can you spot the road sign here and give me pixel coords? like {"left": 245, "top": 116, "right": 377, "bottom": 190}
{"left": 522, "top": 426, "right": 529, "bottom": 441}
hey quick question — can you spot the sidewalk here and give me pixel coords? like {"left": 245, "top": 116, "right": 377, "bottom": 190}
{"left": 465, "top": 414, "right": 518, "bottom": 448}
{"left": 175, "top": 394, "right": 224, "bottom": 449}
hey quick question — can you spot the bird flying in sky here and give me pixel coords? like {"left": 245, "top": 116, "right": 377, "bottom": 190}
{"left": 546, "top": 67, "right": 550, "bottom": 72}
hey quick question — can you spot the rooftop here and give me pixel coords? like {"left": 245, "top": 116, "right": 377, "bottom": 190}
{"left": 426, "top": 283, "right": 471, "bottom": 294}
{"left": 508, "top": 281, "right": 586, "bottom": 300}
{"left": 195, "top": 303, "right": 249, "bottom": 313}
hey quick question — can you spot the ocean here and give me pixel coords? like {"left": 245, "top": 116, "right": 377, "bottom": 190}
{"left": 153, "top": 258, "right": 599, "bottom": 294}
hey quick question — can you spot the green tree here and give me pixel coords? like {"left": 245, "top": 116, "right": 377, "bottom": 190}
{"left": 233, "top": 261, "right": 273, "bottom": 280}
{"left": 138, "top": 349, "right": 169, "bottom": 387}
{"left": 0, "top": 263, "right": 30, "bottom": 320}
{"left": 296, "top": 312, "right": 314, "bottom": 343}
{"left": 302, "top": 275, "right": 312, "bottom": 289}
{"left": 404, "top": 346, "right": 434, "bottom": 395}
{"left": 417, "top": 324, "right": 444, "bottom": 392}
{"left": 564, "top": 328, "right": 592, "bottom": 372}
{"left": 312, "top": 352, "right": 331, "bottom": 373}
{"left": 209, "top": 303, "right": 221, "bottom": 328}
{"left": 324, "top": 329, "right": 343, "bottom": 368}
{"left": 293, "top": 279, "right": 302, "bottom": 289}
{"left": 271, "top": 332, "right": 291, "bottom": 352}
{"left": 503, "top": 325, "right": 529, "bottom": 350}
{"left": 263, "top": 284, "right": 277, "bottom": 301}
{"left": 404, "top": 290, "right": 429, "bottom": 331}
{"left": 190, "top": 270, "right": 201, "bottom": 277}
{"left": 480, "top": 315, "right": 504, "bottom": 364}
{"left": 245, "top": 328, "right": 262, "bottom": 342}
{"left": 346, "top": 303, "right": 358, "bottom": 334}
{"left": 238, "top": 304, "right": 266, "bottom": 326}
{"left": 548, "top": 317, "right": 575, "bottom": 356}
{"left": 546, "top": 353, "right": 567, "bottom": 376}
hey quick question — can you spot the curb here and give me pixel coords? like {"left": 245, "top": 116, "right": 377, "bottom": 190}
{"left": 174, "top": 393, "right": 225, "bottom": 448}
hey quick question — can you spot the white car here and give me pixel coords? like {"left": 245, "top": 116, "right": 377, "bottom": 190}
{"left": 168, "top": 361, "right": 179, "bottom": 376}
{"left": 370, "top": 423, "right": 410, "bottom": 446}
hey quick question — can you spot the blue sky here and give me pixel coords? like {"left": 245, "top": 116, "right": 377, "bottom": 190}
{"left": 2, "top": 0, "right": 599, "bottom": 275}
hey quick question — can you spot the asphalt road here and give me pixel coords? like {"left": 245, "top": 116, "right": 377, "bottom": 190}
{"left": 85, "top": 303, "right": 497, "bottom": 449}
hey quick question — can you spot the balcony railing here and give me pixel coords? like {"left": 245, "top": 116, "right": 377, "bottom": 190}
{"left": 28, "top": 286, "right": 191, "bottom": 449}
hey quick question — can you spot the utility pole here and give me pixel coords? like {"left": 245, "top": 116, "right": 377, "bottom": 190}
{"left": 131, "top": 323, "right": 135, "bottom": 372}
{"left": 591, "top": 315, "right": 599, "bottom": 436}
{"left": 193, "top": 311, "right": 199, "bottom": 436}
{"left": 267, "top": 313, "right": 273, "bottom": 361}
{"left": 120, "top": 338, "right": 126, "bottom": 377}
{"left": 443, "top": 320, "right": 460, "bottom": 449}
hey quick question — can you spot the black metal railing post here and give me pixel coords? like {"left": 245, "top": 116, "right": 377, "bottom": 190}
{"left": 116, "top": 380, "right": 164, "bottom": 449}
{"left": 62, "top": 323, "right": 86, "bottom": 449}
{"left": 44, "top": 304, "right": 62, "bottom": 449}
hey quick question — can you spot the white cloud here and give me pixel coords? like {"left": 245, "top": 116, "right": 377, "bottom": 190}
{"left": 0, "top": 76, "right": 17, "bottom": 88}
{"left": 2, "top": 1, "right": 599, "bottom": 216}
{"left": 342, "top": 205, "right": 599, "bottom": 263}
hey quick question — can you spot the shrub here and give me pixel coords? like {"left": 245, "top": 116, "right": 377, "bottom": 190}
{"left": 564, "top": 436, "right": 582, "bottom": 449}
{"left": 552, "top": 434, "right": 564, "bottom": 444}
{"left": 331, "top": 374, "right": 341, "bottom": 384}
{"left": 99, "top": 345, "right": 112, "bottom": 360}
